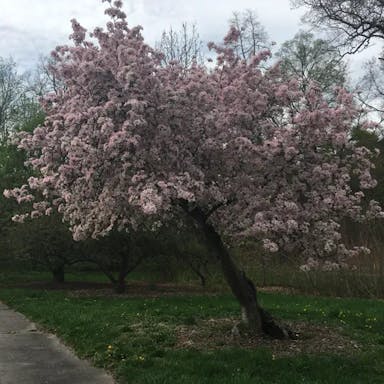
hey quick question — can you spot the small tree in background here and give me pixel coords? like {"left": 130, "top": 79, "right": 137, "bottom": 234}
{"left": 156, "top": 22, "right": 204, "bottom": 69}
{"left": 0, "top": 57, "right": 40, "bottom": 140}
{"left": 0, "top": 104, "right": 45, "bottom": 269}
{"left": 277, "top": 31, "right": 347, "bottom": 96}
{"left": 83, "top": 230, "right": 153, "bottom": 293}
{"left": 354, "top": 55, "right": 384, "bottom": 125}
{"left": 6, "top": 214, "right": 83, "bottom": 283}
{"left": 148, "top": 220, "right": 213, "bottom": 287}
{"left": 228, "top": 9, "right": 270, "bottom": 60}
{"left": 26, "top": 55, "right": 64, "bottom": 97}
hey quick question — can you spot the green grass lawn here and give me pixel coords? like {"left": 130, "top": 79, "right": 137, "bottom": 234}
{"left": 0, "top": 281, "right": 383, "bottom": 383}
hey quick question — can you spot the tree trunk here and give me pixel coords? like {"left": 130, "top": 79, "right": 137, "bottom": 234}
{"left": 378, "top": 253, "right": 384, "bottom": 297}
{"left": 52, "top": 265, "right": 65, "bottom": 283}
{"left": 188, "top": 262, "right": 207, "bottom": 287}
{"left": 261, "top": 255, "right": 267, "bottom": 286}
{"left": 198, "top": 271, "right": 206, "bottom": 288}
{"left": 114, "top": 275, "right": 127, "bottom": 294}
{"left": 114, "top": 252, "right": 130, "bottom": 294}
{"left": 184, "top": 205, "right": 296, "bottom": 339}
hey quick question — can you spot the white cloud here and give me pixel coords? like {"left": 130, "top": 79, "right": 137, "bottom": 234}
{"left": 0, "top": 0, "right": 381, "bottom": 79}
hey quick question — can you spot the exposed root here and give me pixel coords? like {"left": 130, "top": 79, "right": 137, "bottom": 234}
{"left": 260, "top": 308, "right": 299, "bottom": 339}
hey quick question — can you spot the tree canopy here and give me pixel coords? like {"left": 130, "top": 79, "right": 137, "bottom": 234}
{"left": 276, "top": 31, "right": 347, "bottom": 96}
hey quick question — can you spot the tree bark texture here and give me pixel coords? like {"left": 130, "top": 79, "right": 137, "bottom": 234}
{"left": 183, "top": 204, "right": 296, "bottom": 339}
{"left": 52, "top": 265, "right": 65, "bottom": 283}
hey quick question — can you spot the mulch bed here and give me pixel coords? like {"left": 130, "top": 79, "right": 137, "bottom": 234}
{"left": 9, "top": 281, "right": 301, "bottom": 298}
{"left": 3, "top": 281, "right": 112, "bottom": 290}
{"left": 5, "top": 280, "right": 221, "bottom": 297}
{"left": 174, "top": 318, "right": 361, "bottom": 356}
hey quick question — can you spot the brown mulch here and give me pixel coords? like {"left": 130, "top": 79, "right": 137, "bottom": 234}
{"left": 5, "top": 279, "right": 304, "bottom": 297}
{"left": 3, "top": 281, "right": 112, "bottom": 291}
{"left": 9, "top": 280, "right": 302, "bottom": 298}
{"left": 68, "top": 283, "right": 221, "bottom": 298}
{"left": 15, "top": 280, "right": 219, "bottom": 298}
{"left": 174, "top": 318, "right": 360, "bottom": 357}
{"left": 0, "top": 280, "right": 205, "bottom": 296}
{"left": 258, "top": 286, "right": 301, "bottom": 295}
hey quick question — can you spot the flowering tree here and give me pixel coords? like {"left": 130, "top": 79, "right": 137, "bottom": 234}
{"left": 5, "top": 0, "right": 383, "bottom": 338}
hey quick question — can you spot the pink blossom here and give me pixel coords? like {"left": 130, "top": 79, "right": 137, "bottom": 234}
{"left": 262, "top": 239, "right": 279, "bottom": 253}
{"left": 3, "top": 189, "right": 11, "bottom": 198}
{"left": 69, "top": 19, "right": 87, "bottom": 46}
{"left": 223, "top": 26, "right": 241, "bottom": 45}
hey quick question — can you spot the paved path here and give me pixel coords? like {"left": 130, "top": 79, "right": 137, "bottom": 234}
{"left": 0, "top": 302, "right": 115, "bottom": 384}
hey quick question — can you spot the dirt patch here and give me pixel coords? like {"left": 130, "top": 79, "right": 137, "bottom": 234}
{"left": 258, "top": 286, "right": 301, "bottom": 295}
{"left": 5, "top": 280, "right": 303, "bottom": 297}
{"left": 4, "top": 281, "right": 112, "bottom": 291}
{"left": 65, "top": 281, "right": 220, "bottom": 298}
{"left": 5, "top": 280, "right": 213, "bottom": 295}
{"left": 174, "top": 318, "right": 360, "bottom": 356}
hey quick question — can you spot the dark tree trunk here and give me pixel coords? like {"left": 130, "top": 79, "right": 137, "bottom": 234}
{"left": 114, "top": 275, "right": 127, "bottom": 294}
{"left": 261, "top": 255, "right": 267, "bottom": 286}
{"left": 198, "top": 271, "right": 206, "bottom": 288}
{"left": 113, "top": 252, "right": 130, "bottom": 294}
{"left": 52, "top": 265, "right": 65, "bottom": 283}
{"left": 379, "top": 255, "right": 384, "bottom": 297}
{"left": 183, "top": 204, "right": 296, "bottom": 339}
{"left": 188, "top": 262, "right": 207, "bottom": 287}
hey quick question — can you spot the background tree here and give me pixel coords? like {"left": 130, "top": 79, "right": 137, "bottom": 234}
{"left": 292, "top": 0, "right": 384, "bottom": 55}
{"left": 7, "top": 0, "right": 382, "bottom": 340}
{"left": 228, "top": 9, "right": 270, "bottom": 60}
{"left": 276, "top": 31, "right": 348, "bottom": 96}
{"left": 83, "top": 230, "right": 153, "bottom": 293}
{"left": 0, "top": 104, "right": 44, "bottom": 250}
{"left": 6, "top": 214, "right": 83, "bottom": 283}
{"left": 156, "top": 22, "right": 204, "bottom": 68}
{"left": 292, "top": 1, "right": 384, "bottom": 131}
{"left": 150, "top": 221, "right": 213, "bottom": 287}
{"left": 0, "top": 108, "right": 80, "bottom": 282}
{"left": 353, "top": 55, "right": 384, "bottom": 126}
{"left": 25, "top": 55, "right": 63, "bottom": 97}
{"left": 0, "top": 58, "right": 36, "bottom": 140}
{"left": 0, "top": 141, "right": 31, "bottom": 269}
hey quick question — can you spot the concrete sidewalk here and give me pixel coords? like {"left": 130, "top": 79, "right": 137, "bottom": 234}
{"left": 0, "top": 302, "right": 115, "bottom": 384}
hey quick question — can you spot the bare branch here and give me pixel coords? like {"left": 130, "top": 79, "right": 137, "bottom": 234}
{"left": 293, "top": 0, "right": 384, "bottom": 56}
{"left": 228, "top": 9, "right": 270, "bottom": 60}
{"left": 155, "top": 22, "right": 204, "bottom": 69}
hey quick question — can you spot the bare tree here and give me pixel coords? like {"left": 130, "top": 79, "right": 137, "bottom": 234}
{"left": 26, "top": 55, "right": 62, "bottom": 97}
{"left": 0, "top": 58, "right": 26, "bottom": 140}
{"left": 353, "top": 55, "right": 384, "bottom": 127}
{"left": 229, "top": 9, "right": 270, "bottom": 60}
{"left": 156, "top": 22, "right": 204, "bottom": 69}
{"left": 292, "top": 0, "right": 384, "bottom": 55}
{"left": 0, "top": 56, "right": 58, "bottom": 141}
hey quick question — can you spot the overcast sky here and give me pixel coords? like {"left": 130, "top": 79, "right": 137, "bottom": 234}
{"left": 0, "top": 0, "right": 381, "bottom": 78}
